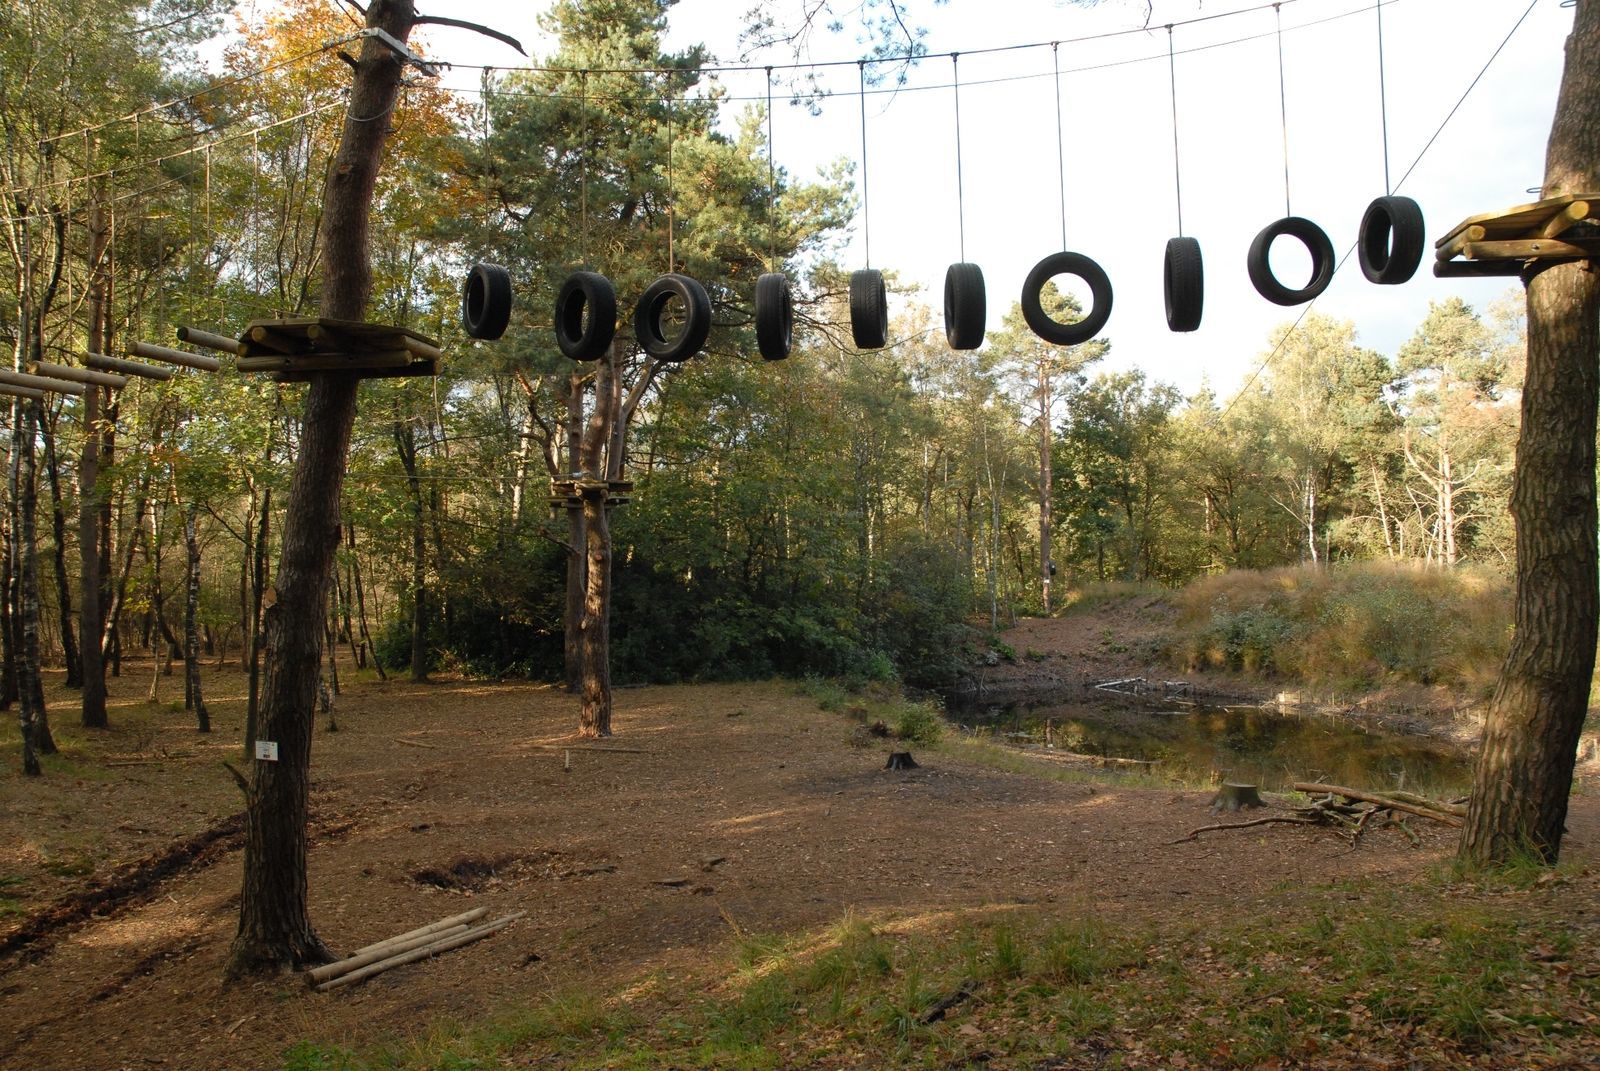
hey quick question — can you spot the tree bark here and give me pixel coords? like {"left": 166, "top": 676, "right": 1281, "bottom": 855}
{"left": 244, "top": 486, "right": 270, "bottom": 752}
{"left": 563, "top": 373, "right": 585, "bottom": 693}
{"left": 1460, "top": 0, "right": 1600, "bottom": 867}
{"left": 393, "top": 419, "right": 427, "bottom": 681}
{"left": 18, "top": 399, "right": 53, "bottom": 756}
{"left": 227, "top": 0, "right": 417, "bottom": 979}
{"left": 184, "top": 502, "right": 209, "bottom": 733}
{"left": 41, "top": 408, "right": 81, "bottom": 687}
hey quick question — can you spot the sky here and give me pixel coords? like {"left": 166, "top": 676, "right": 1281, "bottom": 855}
{"left": 405, "top": 0, "right": 1570, "bottom": 396}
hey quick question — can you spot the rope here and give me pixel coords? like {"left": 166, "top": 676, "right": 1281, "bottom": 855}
{"left": 665, "top": 93, "right": 675, "bottom": 273}
{"left": 1052, "top": 43, "right": 1067, "bottom": 250}
{"left": 766, "top": 67, "right": 777, "bottom": 272}
{"left": 952, "top": 52, "right": 966, "bottom": 263}
{"left": 1375, "top": 0, "right": 1392, "bottom": 194}
{"left": 1274, "top": 4, "right": 1293, "bottom": 217}
{"left": 579, "top": 70, "right": 589, "bottom": 266}
{"left": 858, "top": 60, "right": 872, "bottom": 269}
{"left": 1166, "top": 26, "right": 1184, "bottom": 236}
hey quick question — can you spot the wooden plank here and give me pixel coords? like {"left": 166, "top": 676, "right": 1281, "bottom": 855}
{"left": 31, "top": 361, "right": 128, "bottom": 388}
{"left": 0, "top": 369, "right": 86, "bottom": 396}
{"left": 1434, "top": 259, "right": 1525, "bottom": 279}
{"left": 273, "top": 359, "right": 437, "bottom": 383}
{"left": 1434, "top": 224, "right": 1486, "bottom": 264}
{"left": 0, "top": 383, "right": 47, "bottom": 400}
{"left": 86, "top": 353, "right": 176, "bottom": 380}
{"left": 175, "top": 325, "right": 243, "bottom": 355}
{"left": 398, "top": 335, "right": 443, "bottom": 362}
{"left": 233, "top": 355, "right": 292, "bottom": 373}
{"left": 281, "top": 350, "right": 412, "bottom": 371}
{"left": 126, "top": 341, "right": 222, "bottom": 372}
{"left": 1461, "top": 238, "right": 1598, "bottom": 260}
{"left": 1435, "top": 193, "right": 1592, "bottom": 245}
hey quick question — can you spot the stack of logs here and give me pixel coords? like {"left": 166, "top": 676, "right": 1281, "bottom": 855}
{"left": 305, "top": 907, "right": 524, "bottom": 991}
{"left": 1176, "top": 781, "right": 1465, "bottom": 846}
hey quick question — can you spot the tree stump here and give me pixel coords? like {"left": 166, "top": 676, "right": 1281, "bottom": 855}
{"left": 885, "top": 751, "right": 919, "bottom": 771}
{"left": 1209, "top": 782, "right": 1264, "bottom": 813}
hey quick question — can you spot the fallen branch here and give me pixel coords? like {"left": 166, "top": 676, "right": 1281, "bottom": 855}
{"left": 394, "top": 737, "right": 441, "bottom": 750}
{"left": 1292, "top": 782, "right": 1463, "bottom": 827}
{"left": 315, "top": 912, "right": 525, "bottom": 991}
{"left": 529, "top": 744, "right": 654, "bottom": 755}
{"left": 1171, "top": 814, "right": 1325, "bottom": 844}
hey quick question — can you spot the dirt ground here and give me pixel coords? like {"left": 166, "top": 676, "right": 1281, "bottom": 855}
{"left": 1, "top": 647, "right": 1597, "bottom": 1071}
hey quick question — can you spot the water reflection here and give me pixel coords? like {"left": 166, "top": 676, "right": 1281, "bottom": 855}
{"left": 946, "top": 696, "right": 1470, "bottom": 794}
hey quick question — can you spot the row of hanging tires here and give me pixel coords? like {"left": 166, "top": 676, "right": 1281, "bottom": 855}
{"left": 462, "top": 194, "right": 1423, "bottom": 359}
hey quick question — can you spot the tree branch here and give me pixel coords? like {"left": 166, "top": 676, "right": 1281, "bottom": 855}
{"left": 414, "top": 15, "right": 525, "bottom": 55}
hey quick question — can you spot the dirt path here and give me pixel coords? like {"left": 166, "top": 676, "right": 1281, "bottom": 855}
{"left": 1, "top": 665, "right": 1595, "bottom": 1070}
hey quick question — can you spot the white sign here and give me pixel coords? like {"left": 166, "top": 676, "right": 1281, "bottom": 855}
{"left": 254, "top": 740, "right": 279, "bottom": 762}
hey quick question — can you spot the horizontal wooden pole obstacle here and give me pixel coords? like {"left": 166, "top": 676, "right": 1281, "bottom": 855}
{"left": 236, "top": 349, "right": 414, "bottom": 373}
{"left": 0, "top": 369, "right": 86, "bottom": 396}
{"left": 31, "top": 361, "right": 128, "bottom": 388}
{"left": 0, "top": 383, "right": 47, "bottom": 400}
{"left": 125, "top": 340, "right": 222, "bottom": 372}
{"left": 86, "top": 353, "right": 176, "bottom": 381}
{"left": 175, "top": 325, "right": 243, "bottom": 356}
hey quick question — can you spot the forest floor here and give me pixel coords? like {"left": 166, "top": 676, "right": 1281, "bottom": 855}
{"left": 1, "top": 624, "right": 1598, "bottom": 1070}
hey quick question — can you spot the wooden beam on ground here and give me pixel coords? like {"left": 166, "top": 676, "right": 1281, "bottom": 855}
{"left": 125, "top": 341, "right": 222, "bottom": 372}
{"left": 176, "top": 326, "right": 243, "bottom": 356}
{"left": 0, "top": 369, "right": 86, "bottom": 396}
{"left": 86, "top": 352, "right": 176, "bottom": 381}
{"left": 30, "top": 361, "right": 128, "bottom": 388}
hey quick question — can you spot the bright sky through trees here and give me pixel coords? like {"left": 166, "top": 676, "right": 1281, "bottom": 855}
{"left": 403, "top": 0, "right": 1567, "bottom": 394}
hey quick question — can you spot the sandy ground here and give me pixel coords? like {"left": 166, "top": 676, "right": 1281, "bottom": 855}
{"left": 1, "top": 651, "right": 1596, "bottom": 1071}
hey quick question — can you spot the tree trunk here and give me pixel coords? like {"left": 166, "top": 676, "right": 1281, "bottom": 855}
{"left": 184, "top": 502, "right": 209, "bottom": 733}
{"left": 1037, "top": 364, "right": 1053, "bottom": 615}
{"left": 578, "top": 487, "right": 612, "bottom": 738}
{"left": 227, "top": 0, "right": 417, "bottom": 979}
{"left": 18, "top": 400, "right": 54, "bottom": 756}
{"left": 394, "top": 420, "right": 427, "bottom": 681}
{"left": 1460, "top": 0, "right": 1600, "bottom": 867}
{"left": 350, "top": 525, "right": 382, "bottom": 679}
{"left": 244, "top": 486, "right": 270, "bottom": 752}
{"left": 41, "top": 409, "right": 81, "bottom": 688}
{"left": 563, "top": 373, "right": 585, "bottom": 693}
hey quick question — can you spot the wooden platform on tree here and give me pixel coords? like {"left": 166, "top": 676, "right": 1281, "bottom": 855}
{"left": 1434, "top": 193, "right": 1600, "bottom": 278}
{"left": 549, "top": 478, "right": 633, "bottom": 510}
{"left": 231, "top": 317, "right": 442, "bottom": 379}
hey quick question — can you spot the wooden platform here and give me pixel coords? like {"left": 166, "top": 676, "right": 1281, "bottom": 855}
{"left": 1434, "top": 193, "right": 1599, "bottom": 278}
{"left": 232, "top": 317, "right": 442, "bottom": 380}
{"left": 549, "top": 478, "right": 633, "bottom": 511}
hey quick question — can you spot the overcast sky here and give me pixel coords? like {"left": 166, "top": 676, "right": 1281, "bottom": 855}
{"left": 412, "top": 0, "right": 1571, "bottom": 395}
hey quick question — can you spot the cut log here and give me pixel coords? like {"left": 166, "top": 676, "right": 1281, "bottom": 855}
{"left": 1209, "top": 782, "right": 1265, "bottom": 813}
{"left": 305, "top": 923, "right": 472, "bottom": 985}
{"left": 885, "top": 751, "right": 919, "bottom": 770}
{"left": 175, "top": 326, "right": 243, "bottom": 355}
{"left": 344, "top": 906, "right": 489, "bottom": 960}
{"left": 314, "top": 912, "right": 524, "bottom": 991}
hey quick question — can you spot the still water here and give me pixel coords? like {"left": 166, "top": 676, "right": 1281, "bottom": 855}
{"left": 945, "top": 694, "right": 1472, "bottom": 795}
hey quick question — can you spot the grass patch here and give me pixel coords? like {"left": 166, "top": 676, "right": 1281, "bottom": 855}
{"left": 802, "top": 677, "right": 943, "bottom": 747}
{"left": 280, "top": 877, "right": 1599, "bottom": 1070}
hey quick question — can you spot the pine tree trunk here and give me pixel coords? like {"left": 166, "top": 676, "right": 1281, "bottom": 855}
{"left": 563, "top": 373, "right": 585, "bottom": 693}
{"left": 227, "top": 0, "right": 416, "bottom": 979}
{"left": 578, "top": 487, "right": 612, "bottom": 738}
{"left": 41, "top": 410, "right": 80, "bottom": 687}
{"left": 244, "top": 486, "right": 270, "bottom": 751}
{"left": 394, "top": 421, "right": 427, "bottom": 681}
{"left": 18, "top": 400, "right": 54, "bottom": 755}
{"left": 1460, "top": 0, "right": 1600, "bottom": 866}
{"left": 184, "top": 502, "right": 209, "bottom": 733}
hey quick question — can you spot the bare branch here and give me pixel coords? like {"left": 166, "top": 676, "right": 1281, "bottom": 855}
{"left": 414, "top": 15, "right": 525, "bottom": 55}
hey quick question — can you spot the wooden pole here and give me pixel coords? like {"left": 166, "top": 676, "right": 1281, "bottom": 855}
{"left": 313, "top": 913, "right": 524, "bottom": 991}
{"left": 124, "top": 341, "right": 221, "bottom": 372}
{"left": 85, "top": 353, "right": 174, "bottom": 381}
{"left": 175, "top": 325, "right": 243, "bottom": 355}
{"left": 30, "top": 361, "right": 127, "bottom": 388}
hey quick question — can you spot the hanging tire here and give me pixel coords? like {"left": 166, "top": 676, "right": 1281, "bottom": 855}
{"left": 1164, "top": 237, "right": 1204, "bottom": 333}
{"left": 462, "top": 263, "right": 512, "bottom": 340}
{"left": 943, "top": 262, "right": 987, "bottom": 350}
{"left": 633, "top": 273, "right": 713, "bottom": 363}
{"left": 1020, "top": 251, "right": 1112, "bottom": 346}
{"left": 1358, "top": 194, "right": 1425, "bottom": 285}
{"left": 755, "top": 272, "right": 793, "bottom": 360}
{"left": 849, "top": 268, "right": 888, "bottom": 349}
{"left": 1247, "top": 216, "right": 1335, "bottom": 305}
{"left": 553, "top": 271, "right": 617, "bottom": 361}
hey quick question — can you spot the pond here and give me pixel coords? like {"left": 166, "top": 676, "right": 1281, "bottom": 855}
{"left": 943, "top": 691, "right": 1472, "bottom": 795}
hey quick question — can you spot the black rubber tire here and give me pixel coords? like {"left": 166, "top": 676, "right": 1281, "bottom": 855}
{"left": 943, "top": 262, "right": 987, "bottom": 350}
{"left": 1020, "top": 251, "right": 1112, "bottom": 346}
{"left": 462, "top": 263, "right": 512, "bottom": 340}
{"left": 1358, "top": 195, "right": 1425, "bottom": 285}
{"left": 553, "top": 271, "right": 617, "bottom": 361}
{"left": 849, "top": 268, "right": 888, "bottom": 350}
{"left": 755, "top": 272, "right": 793, "bottom": 360}
{"left": 633, "top": 273, "right": 713, "bottom": 362}
{"left": 1164, "top": 236, "right": 1204, "bottom": 333}
{"left": 1247, "top": 216, "right": 1335, "bottom": 305}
